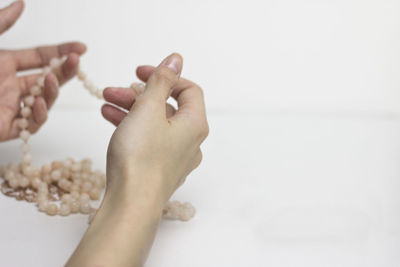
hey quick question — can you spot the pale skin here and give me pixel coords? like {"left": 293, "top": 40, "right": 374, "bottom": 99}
{"left": 1, "top": 1, "right": 209, "bottom": 267}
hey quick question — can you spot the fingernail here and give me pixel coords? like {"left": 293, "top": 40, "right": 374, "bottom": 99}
{"left": 160, "top": 53, "right": 182, "bottom": 76}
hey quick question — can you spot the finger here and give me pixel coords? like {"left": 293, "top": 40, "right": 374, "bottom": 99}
{"left": 103, "top": 87, "right": 136, "bottom": 111}
{"left": 140, "top": 53, "right": 183, "bottom": 109}
{"left": 18, "top": 53, "right": 80, "bottom": 95}
{"left": 101, "top": 104, "right": 127, "bottom": 127}
{"left": 43, "top": 73, "right": 59, "bottom": 109}
{"left": 12, "top": 42, "right": 86, "bottom": 71}
{"left": 29, "top": 97, "right": 48, "bottom": 132}
{"left": 166, "top": 103, "right": 176, "bottom": 118}
{"left": 138, "top": 65, "right": 206, "bottom": 118}
{"left": 136, "top": 65, "right": 155, "bottom": 82}
{"left": 0, "top": 0, "right": 24, "bottom": 34}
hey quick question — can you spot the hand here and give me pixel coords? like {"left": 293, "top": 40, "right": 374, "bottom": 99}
{"left": 0, "top": 0, "right": 86, "bottom": 141}
{"left": 66, "top": 53, "right": 209, "bottom": 267}
{"left": 102, "top": 53, "right": 209, "bottom": 205}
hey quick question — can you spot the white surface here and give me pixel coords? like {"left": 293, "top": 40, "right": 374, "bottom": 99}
{"left": 0, "top": 109, "right": 400, "bottom": 266}
{"left": 0, "top": 0, "right": 399, "bottom": 112}
{"left": 0, "top": 0, "right": 399, "bottom": 266}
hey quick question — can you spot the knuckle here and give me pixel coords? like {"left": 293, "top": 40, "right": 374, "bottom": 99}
{"left": 194, "top": 119, "right": 209, "bottom": 141}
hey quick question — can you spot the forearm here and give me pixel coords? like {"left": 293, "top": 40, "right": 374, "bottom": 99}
{"left": 66, "top": 173, "right": 164, "bottom": 267}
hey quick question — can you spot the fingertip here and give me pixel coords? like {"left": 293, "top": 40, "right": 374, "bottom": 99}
{"left": 101, "top": 104, "right": 127, "bottom": 127}
{"left": 136, "top": 65, "right": 155, "bottom": 82}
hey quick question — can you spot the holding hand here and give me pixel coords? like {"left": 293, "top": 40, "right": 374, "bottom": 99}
{"left": 103, "top": 53, "right": 209, "bottom": 204}
{"left": 0, "top": 0, "right": 86, "bottom": 141}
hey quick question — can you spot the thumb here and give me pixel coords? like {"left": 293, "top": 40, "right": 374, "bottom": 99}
{"left": 142, "top": 53, "right": 183, "bottom": 104}
{"left": 0, "top": 0, "right": 24, "bottom": 35}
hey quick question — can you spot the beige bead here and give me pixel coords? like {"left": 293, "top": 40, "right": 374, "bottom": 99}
{"left": 80, "top": 193, "right": 90, "bottom": 203}
{"left": 59, "top": 204, "right": 71, "bottom": 216}
{"left": 24, "top": 96, "right": 35, "bottom": 107}
{"left": 29, "top": 86, "right": 41, "bottom": 96}
{"left": 19, "top": 130, "right": 30, "bottom": 142}
{"left": 38, "top": 201, "right": 48, "bottom": 212}
{"left": 20, "top": 143, "right": 30, "bottom": 153}
{"left": 51, "top": 160, "right": 64, "bottom": 170}
{"left": 41, "top": 164, "right": 52, "bottom": 174}
{"left": 81, "top": 181, "right": 92, "bottom": 193}
{"left": 37, "top": 193, "right": 47, "bottom": 203}
{"left": 70, "top": 184, "right": 80, "bottom": 192}
{"left": 70, "top": 200, "right": 80, "bottom": 213}
{"left": 89, "top": 188, "right": 101, "bottom": 200}
{"left": 77, "top": 69, "right": 87, "bottom": 81}
{"left": 71, "top": 191, "right": 80, "bottom": 199}
{"left": 42, "top": 174, "right": 52, "bottom": 184}
{"left": 18, "top": 118, "right": 29, "bottom": 129}
{"left": 21, "top": 107, "right": 32, "bottom": 118}
{"left": 42, "top": 66, "right": 51, "bottom": 75}
{"left": 37, "top": 76, "right": 45, "bottom": 87}
{"left": 19, "top": 176, "right": 30, "bottom": 187}
{"left": 4, "top": 170, "right": 15, "bottom": 181}
{"left": 61, "top": 194, "right": 72, "bottom": 204}
{"left": 95, "top": 90, "right": 103, "bottom": 99}
{"left": 46, "top": 204, "right": 58, "bottom": 216}
{"left": 38, "top": 183, "right": 48, "bottom": 194}
{"left": 22, "top": 165, "right": 34, "bottom": 177}
{"left": 62, "top": 168, "right": 71, "bottom": 178}
{"left": 51, "top": 170, "right": 62, "bottom": 181}
{"left": 71, "top": 163, "right": 82, "bottom": 172}
{"left": 9, "top": 178, "right": 19, "bottom": 189}
{"left": 50, "top": 58, "right": 61, "bottom": 69}
{"left": 80, "top": 201, "right": 91, "bottom": 214}
{"left": 31, "top": 177, "right": 41, "bottom": 189}
{"left": 22, "top": 153, "right": 32, "bottom": 165}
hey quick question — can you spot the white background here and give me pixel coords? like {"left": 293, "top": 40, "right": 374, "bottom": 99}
{"left": 0, "top": 0, "right": 399, "bottom": 266}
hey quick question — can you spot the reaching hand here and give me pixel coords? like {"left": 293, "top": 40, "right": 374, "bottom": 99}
{"left": 0, "top": 0, "right": 86, "bottom": 141}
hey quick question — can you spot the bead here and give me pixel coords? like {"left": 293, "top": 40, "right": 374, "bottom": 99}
{"left": 21, "top": 107, "right": 32, "bottom": 118}
{"left": 37, "top": 76, "right": 45, "bottom": 87}
{"left": 29, "top": 86, "right": 41, "bottom": 96}
{"left": 80, "top": 193, "right": 90, "bottom": 203}
{"left": 51, "top": 160, "right": 64, "bottom": 170}
{"left": 18, "top": 118, "right": 29, "bottom": 129}
{"left": 50, "top": 58, "right": 61, "bottom": 69}
{"left": 70, "top": 200, "right": 80, "bottom": 213}
{"left": 89, "top": 188, "right": 101, "bottom": 200}
{"left": 70, "top": 184, "right": 80, "bottom": 192}
{"left": 42, "top": 174, "right": 52, "bottom": 184}
{"left": 37, "top": 193, "right": 47, "bottom": 203}
{"left": 38, "top": 201, "right": 48, "bottom": 212}
{"left": 31, "top": 177, "right": 41, "bottom": 189}
{"left": 38, "top": 183, "right": 48, "bottom": 194}
{"left": 46, "top": 204, "right": 58, "bottom": 216}
{"left": 22, "top": 165, "right": 34, "bottom": 177}
{"left": 71, "top": 163, "right": 82, "bottom": 172}
{"left": 59, "top": 204, "right": 71, "bottom": 216}
{"left": 80, "top": 202, "right": 91, "bottom": 214}
{"left": 131, "top": 82, "right": 145, "bottom": 95}
{"left": 50, "top": 170, "right": 61, "bottom": 181}
{"left": 71, "top": 191, "right": 80, "bottom": 199}
{"left": 4, "top": 170, "right": 15, "bottom": 181}
{"left": 19, "top": 130, "right": 30, "bottom": 142}
{"left": 20, "top": 143, "right": 30, "bottom": 153}
{"left": 77, "top": 69, "right": 87, "bottom": 81}
{"left": 42, "top": 66, "right": 51, "bottom": 75}
{"left": 95, "top": 90, "right": 103, "bottom": 99}
{"left": 81, "top": 181, "right": 92, "bottom": 193}
{"left": 41, "top": 164, "right": 51, "bottom": 174}
{"left": 22, "top": 153, "right": 32, "bottom": 164}
{"left": 83, "top": 80, "right": 96, "bottom": 92}
{"left": 24, "top": 96, "right": 35, "bottom": 107}
{"left": 19, "top": 176, "right": 30, "bottom": 187}
{"left": 9, "top": 178, "right": 19, "bottom": 189}
{"left": 61, "top": 194, "right": 72, "bottom": 204}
